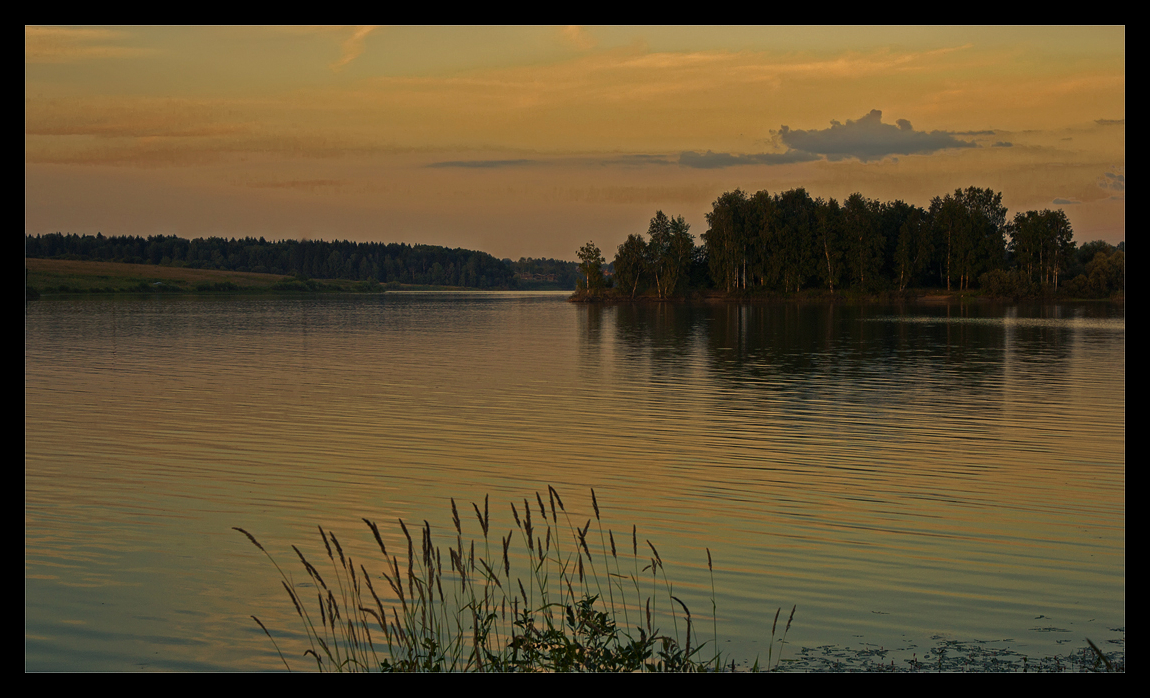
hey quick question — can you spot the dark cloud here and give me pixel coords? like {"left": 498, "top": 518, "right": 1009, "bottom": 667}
{"left": 777, "top": 109, "right": 977, "bottom": 162}
{"left": 1100, "top": 171, "right": 1125, "bottom": 191}
{"left": 605, "top": 154, "right": 676, "bottom": 166}
{"left": 1095, "top": 118, "right": 1125, "bottom": 126}
{"left": 1052, "top": 198, "right": 1080, "bottom": 205}
{"left": 992, "top": 141, "right": 1013, "bottom": 148}
{"left": 956, "top": 130, "right": 998, "bottom": 136}
{"left": 427, "top": 159, "right": 539, "bottom": 168}
{"left": 428, "top": 154, "right": 679, "bottom": 169}
{"left": 677, "top": 149, "right": 818, "bottom": 169}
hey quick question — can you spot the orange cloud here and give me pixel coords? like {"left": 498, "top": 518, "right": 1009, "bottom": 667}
{"left": 25, "top": 26, "right": 152, "bottom": 63}
{"left": 330, "top": 25, "right": 378, "bottom": 71}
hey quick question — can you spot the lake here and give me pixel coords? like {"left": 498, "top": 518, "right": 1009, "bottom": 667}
{"left": 25, "top": 292, "right": 1124, "bottom": 670}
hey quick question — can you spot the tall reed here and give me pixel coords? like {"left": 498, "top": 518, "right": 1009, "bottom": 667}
{"left": 235, "top": 487, "right": 794, "bottom": 672}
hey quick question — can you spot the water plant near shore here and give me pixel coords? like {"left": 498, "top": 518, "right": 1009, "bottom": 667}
{"left": 235, "top": 487, "right": 795, "bottom": 672}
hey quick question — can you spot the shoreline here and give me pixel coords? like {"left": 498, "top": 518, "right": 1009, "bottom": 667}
{"left": 567, "top": 289, "right": 1123, "bottom": 305}
{"left": 24, "top": 258, "right": 538, "bottom": 298}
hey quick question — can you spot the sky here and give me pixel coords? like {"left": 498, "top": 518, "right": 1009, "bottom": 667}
{"left": 25, "top": 26, "right": 1125, "bottom": 261}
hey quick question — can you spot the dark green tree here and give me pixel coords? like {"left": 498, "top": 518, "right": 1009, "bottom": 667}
{"left": 842, "top": 193, "right": 884, "bottom": 290}
{"left": 890, "top": 202, "right": 931, "bottom": 291}
{"left": 813, "top": 197, "right": 843, "bottom": 293}
{"left": 775, "top": 188, "right": 818, "bottom": 293}
{"left": 702, "top": 190, "right": 750, "bottom": 292}
{"left": 646, "top": 211, "right": 673, "bottom": 298}
{"left": 613, "top": 234, "right": 647, "bottom": 299}
{"left": 661, "top": 214, "right": 694, "bottom": 298}
{"left": 959, "top": 187, "right": 1008, "bottom": 289}
{"left": 576, "top": 241, "right": 606, "bottom": 294}
{"left": 930, "top": 191, "right": 970, "bottom": 290}
{"left": 1008, "top": 209, "right": 1075, "bottom": 290}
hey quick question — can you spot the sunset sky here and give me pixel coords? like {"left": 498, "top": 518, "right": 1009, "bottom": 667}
{"left": 25, "top": 26, "right": 1125, "bottom": 261}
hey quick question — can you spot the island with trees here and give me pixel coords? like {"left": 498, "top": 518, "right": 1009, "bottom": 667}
{"left": 572, "top": 186, "right": 1124, "bottom": 302}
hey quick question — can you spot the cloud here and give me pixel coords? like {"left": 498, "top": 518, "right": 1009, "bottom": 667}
{"left": 560, "top": 26, "right": 597, "bottom": 51}
{"left": 427, "top": 159, "right": 540, "bottom": 168}
{"left": 992, "top": 141, "right": 1013, "bottom": 147}
{"left": 427, "top": 154, "right": 686, "bottom": 170}
{"left": 1052, "top": 198, "right": 1080, "bottom": 204}
{"left": 678, "top": 150, "right": 819, "bottom": 169}
{"left": 776, "top": 109, "right": 977, "bottom": 162}
{"left": 428, "top": 154, "right": 680, "bottom": 169}
{"left": 1098, "top": 170, "right": 1125, "bottom": 191}
{"left": 1095, "top": 118, "right": 1125, "bottom": 126}
{"left": 678, "top": 110, "right": 976, "bottom": 169}
{"left": 602, "top": 154, "right": 676, "bottom": 166}
{"left": 330, "top": 26, "right": 377, "bottom": 71}
{"left": 25, "top": 27, "right": 152, "bottom": 63}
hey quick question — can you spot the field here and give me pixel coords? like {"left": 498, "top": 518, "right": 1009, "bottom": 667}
{"left": 25, "top": 258, "right": 385, "bottom": 295}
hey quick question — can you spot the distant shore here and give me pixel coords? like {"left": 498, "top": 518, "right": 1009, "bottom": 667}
{"left": 567, "top": 287, "right": 1123, "bottom": 305}
{"left": 24, "top": 258, "right": 490, "bottom": 298}
{"left": 25, "top": 258, "right": 1121, "bottom": 305}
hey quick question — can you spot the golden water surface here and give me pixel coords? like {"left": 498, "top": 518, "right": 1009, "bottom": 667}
{"left": 25, "top": 293, "right": 1124, "bottom": 670}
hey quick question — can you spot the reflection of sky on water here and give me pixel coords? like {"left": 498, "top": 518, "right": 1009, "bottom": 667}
{"left": 26, "top": 295, "right": 1124, "bottom": 670}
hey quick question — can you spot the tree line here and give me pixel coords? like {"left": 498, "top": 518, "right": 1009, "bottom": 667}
{"left": 26, "top": 233, "right": 519, "bottom": 289}
{"left": 576, "top": 186, "right": 1124, "bottom": 299}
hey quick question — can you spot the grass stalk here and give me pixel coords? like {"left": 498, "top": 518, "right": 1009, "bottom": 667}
{"left": 237, "top": 487, "right": 788, "bottom": 672}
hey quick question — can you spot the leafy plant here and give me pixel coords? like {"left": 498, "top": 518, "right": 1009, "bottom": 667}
{"left": 235, "top": 487, "right": 794, "bottom": 672}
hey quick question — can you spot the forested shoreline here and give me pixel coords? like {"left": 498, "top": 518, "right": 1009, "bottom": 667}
{"left": 24, "top": 234, "right": 538, "bottom": 290}
{"left": 25, "top": 183, "right": 1124, "bottom": 300}
{"left": 576, "top": 186, "right": 1124, "bottom": 301}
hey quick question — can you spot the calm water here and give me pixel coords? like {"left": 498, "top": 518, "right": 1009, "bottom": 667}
{"left": 25, "top": 293, "right": 1124, "bottom": 670}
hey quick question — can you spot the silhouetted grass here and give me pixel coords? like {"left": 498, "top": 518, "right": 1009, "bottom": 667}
{"left": 236, "top": 487, "right": 795, "bottom": 672}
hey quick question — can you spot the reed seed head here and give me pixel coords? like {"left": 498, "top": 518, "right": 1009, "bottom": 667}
{"left": 502, "top": 533, "right": 511, "bottom": 577}
{"left": 363, "top": 518, "right": 387, "bottom": 558}
{"left": 232, "top": 527, "right": 266, "bottom": 553}
{"left": 398, "top": 519, "right": 413, "bottom": 554}
{"left": 282, "top": 580, "right": 302, "bottom": 617}
{"left": 472, "top": 502, "right": 488, "bottom": 537}
{"left": 548, "top": 485, "right": 565, "bottom": 515}
{"left": 647, "top": 540, "right": 662, "bottom": 567}
{"left": 292, "top": 545, "right": 326, "bottom": 589}
{"left": 330, "top": 532, "right": 346, "bottom": 569}
{"left": 318, "top": 525, "right": 333, "bottom": 562}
